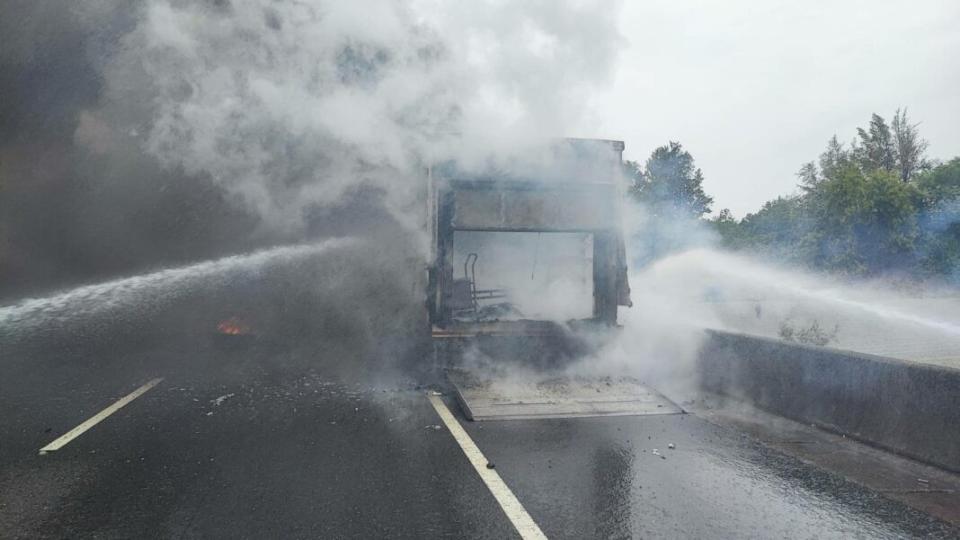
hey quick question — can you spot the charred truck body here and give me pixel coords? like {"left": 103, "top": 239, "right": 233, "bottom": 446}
{"left": 425, "top": 139, "right": 632, "bottom": 369}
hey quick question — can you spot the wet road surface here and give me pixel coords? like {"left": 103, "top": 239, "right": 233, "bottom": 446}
{"left": 1, "top": 339, "right": 958, "bottom": 539}
{"left": 463, "top": 410, "right": 953, "bottom": 538}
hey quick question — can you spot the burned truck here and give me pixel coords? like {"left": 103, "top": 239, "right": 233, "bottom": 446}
{"left": 425, "top": 139, "right": 632, "bottom": 371}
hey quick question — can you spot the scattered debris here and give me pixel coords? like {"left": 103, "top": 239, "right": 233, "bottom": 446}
{"left": 486, "top": 462, "right": 496, "bottom": 469}
{"left": 779, "top": 317, "right": 838, "bottom": 346}
{"left": 917, "top": 478, "right": 929, "bottom": 484}
{"left": 425, "top": 424, "right": 442, "bottom": 431}
{"left": 668, "top": 443, "right": 675, "bottom": 450}
{"left": 210, "top": 393, "right": 235, "bottom": 407}
{"left": 429, "top": 390, "right": 443, "bottom": 396}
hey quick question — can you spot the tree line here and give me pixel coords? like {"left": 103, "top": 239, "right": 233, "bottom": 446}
{"left": 626, "top": 109, "right": 960, "bottom": 281}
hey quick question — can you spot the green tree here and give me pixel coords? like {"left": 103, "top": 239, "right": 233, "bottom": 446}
{"left": 628, "top": 141, "right": 713, "bottom": 218}
{"left": 891, "top": 108, "right": 930, "bottom": 182}
{"left": 819, "top": 135, "right": 851, "bottom": 181}
{"left": 854, "top": 114, "right": 897, "bottom": 173}
{"left": 808, "top": 164, "right": 920, "bottom": 274}
{"left": 741, "top": 196, "right": 809, "bottom": 252}
{"left": 708, "top": 208, "right": 744, "bottom": 249}
{"left": 625, "top": 142, "right": 715, "bottom": 268}
{"left": 916, "top": 158, "right": 960, "bottom": 205}
{"left": 915, "top": 159, "right": 960, "bottom": 278}
{"left": 710, "top": 112, "right": 952, "bottom": 280}
{"left": 797, "top": 161, "right": 820, "bottom": 192}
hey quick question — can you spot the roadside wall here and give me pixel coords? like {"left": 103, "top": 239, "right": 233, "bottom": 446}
{"left": 698, "top": 330, "right": 960, "bottom": 473}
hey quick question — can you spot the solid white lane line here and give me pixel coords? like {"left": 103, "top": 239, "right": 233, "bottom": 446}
{"left": 427, "top": 393, "right": 548, "bottom": 540}
{"left": 39, "top": 378, "right": 164, "bottom": 456}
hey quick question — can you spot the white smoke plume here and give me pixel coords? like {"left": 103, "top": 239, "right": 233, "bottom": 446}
{"left": 91, "top": 0, "right": 625, "bottom": 232}
{"left": 587, "top": 245, "right": 960, "bottom": 395}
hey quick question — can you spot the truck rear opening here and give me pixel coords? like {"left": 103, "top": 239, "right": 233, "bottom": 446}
{"left": 424, "top": 139, "right": 678, "bottom": 420}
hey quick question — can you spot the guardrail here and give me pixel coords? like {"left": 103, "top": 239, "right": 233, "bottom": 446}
{"left": 698, "top": 330, "right": 960, "bottom": 473}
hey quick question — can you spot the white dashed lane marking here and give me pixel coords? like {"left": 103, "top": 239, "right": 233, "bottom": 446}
{"left": 427, "top": 393, "right": 548, "bottom": 540}
{"left": 39, "top": 378, "right": 164, "bottom": 456}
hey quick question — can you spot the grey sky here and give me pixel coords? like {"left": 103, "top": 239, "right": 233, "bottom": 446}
{"left": 586, "top": 0, "right": 960, "bottom": 217}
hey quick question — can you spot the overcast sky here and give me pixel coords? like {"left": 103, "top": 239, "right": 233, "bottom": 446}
{"left": 586, "top": 0, "right": 960, "bottom": 217}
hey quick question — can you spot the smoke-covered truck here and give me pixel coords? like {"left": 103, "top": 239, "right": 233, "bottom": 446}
{"left": 422, "top": 139, "right": 660, "bottom": 419}
{"left": 426, "top": 139, "right": 632, "bottom": 330}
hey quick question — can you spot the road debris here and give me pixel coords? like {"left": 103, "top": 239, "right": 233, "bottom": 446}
{"left": 210, "top": 393, "right": 235, "bottom": 407}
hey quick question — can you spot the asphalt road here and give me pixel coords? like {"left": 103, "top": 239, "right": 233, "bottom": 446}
{"left": 2, "top": 337, "right": 958, "bottom": 539}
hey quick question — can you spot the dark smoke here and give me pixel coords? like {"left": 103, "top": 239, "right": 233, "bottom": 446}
{"left": 0, "top": 0, "right": 627, "bottom": 385}
{"left": 0, "top": 1, "right": 273, "bottom": 301}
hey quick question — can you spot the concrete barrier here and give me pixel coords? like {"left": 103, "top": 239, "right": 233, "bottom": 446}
{"left": 698, "top": 330, "right": 960, "bottom": 473}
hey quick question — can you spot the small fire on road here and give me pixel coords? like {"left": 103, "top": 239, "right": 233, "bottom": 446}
{"left": 217, "top": 316, "right": 252, "bottom": 336}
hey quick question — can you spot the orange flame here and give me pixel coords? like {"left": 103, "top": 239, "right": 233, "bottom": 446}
{"left": 217, "top": 316, "right": 251, "bottom": 336}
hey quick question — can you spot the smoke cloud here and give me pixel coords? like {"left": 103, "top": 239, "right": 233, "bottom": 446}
{"left": 99, "top": 0, "right": 625, "bottom": 230}
{"left": 1, "top": 0, "right": 626, "bottom": 300}
{"left": 1, "top": 0, "right": 633, "bottom": 385}
{"left": 592, "top": 244, "right": 960, "bottom": 393}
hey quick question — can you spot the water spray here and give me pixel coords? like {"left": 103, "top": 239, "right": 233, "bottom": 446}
{"left": 0, "top": 238, "right": 355, "bottom": 337}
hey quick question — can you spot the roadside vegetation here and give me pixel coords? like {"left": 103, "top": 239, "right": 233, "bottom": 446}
{"left": 627, "top": 110, "right": 960, "bottom": 284}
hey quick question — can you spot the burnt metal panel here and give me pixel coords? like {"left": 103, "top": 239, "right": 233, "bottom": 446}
{"left": 451, "top": 183, "right": 618, "bottom": 231}
{"left": 447, "top": 369, "right": 683, "bottom": 421}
